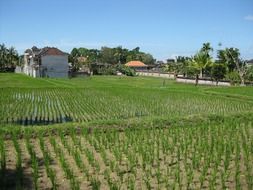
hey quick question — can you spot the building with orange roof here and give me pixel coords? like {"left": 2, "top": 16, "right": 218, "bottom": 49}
{"left": 125, "top": 61, "right": 148, "bottom": 71}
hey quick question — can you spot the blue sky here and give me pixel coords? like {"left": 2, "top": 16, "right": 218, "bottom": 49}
{"left": 0, "top": 0, "right": 253, "bottom": 60}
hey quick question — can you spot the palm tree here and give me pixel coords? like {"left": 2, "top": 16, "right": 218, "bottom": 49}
{"left": 189, "top": 51, "right": 213, "bottom": 85}
{"left": 201, "top": 42, "right": 213, "bottom": 57}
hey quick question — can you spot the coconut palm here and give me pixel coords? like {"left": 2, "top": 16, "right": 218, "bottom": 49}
{"left": 188, "top": 51, "right": 213, "bottom": 85}
{"left": 201, "top": 42, "right": 213, "bottom": 57}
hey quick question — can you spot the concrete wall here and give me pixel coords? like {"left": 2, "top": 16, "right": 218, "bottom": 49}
{"left": 137, "top": 71, "right": 175, "bottom": 79}
{"left": 23, "top": 55, "right": 34, "bottom": 77}
{"left": 15, "top": 66, "right": 23, "bottom": 73}
{"left": 23, "top": 65, "right": 33, "bottom": 76}
{"left": 176, "top": 77, "right": 231, "bottom": 86}
{"left": 41, "top": 55, "right": 68, "bottom": 78}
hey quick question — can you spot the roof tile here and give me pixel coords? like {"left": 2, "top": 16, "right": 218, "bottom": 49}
{"left": 125, "top": 61, "right": 147, "bottom": 67}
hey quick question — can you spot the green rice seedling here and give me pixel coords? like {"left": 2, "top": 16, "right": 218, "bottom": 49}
{"left": 207, "top": 169, "right": 214, "bottom": 190}
{"left": 12, "top": 133, "right": 23, "bottom": 189}
{"left": 104, "top": 168, "right": 112, "bottom": 187}
{"left": 39, "top": 135, "right": 57, "bottom": 189}
{"left": 234, "top": 142, "right": 241, "bottom": 190}
{"left": 224, "top": 144, "right": 231, "bottom": 172}
{"left": 175, "top": 162, "right": 182, "bottom": 190}
{"left": 70, "top": 128, "right": 81, "bottom": 148}
{"left": 186, "top": 167, "right": 193, "bottom": 189}
{"left": 200, "top": 162, "right": 209, "bottom": 188}
{"left": 60, "top": 132, "right": 72, "bottom": 155}
{"left": 110, "top": 160, "right": 116, "bottom": 172}
{"left": 0, "top": 136, "right": 6, "bottom": 187}
{"left": 144, "top": 174, "right": 152, "bottom": 190}
{"left": 50, "top": 136, "right": 80, "bottom": 190}
{"left": 108, "top": 181, "right": 120, "bottom": 190}
{"left": 155, "top": 167, "right": 162, "bottom": 188}
{"left": 91, "top": 177, "right": 101, "bottom": 190}
{"left": 221, "top": 171, "right": 227, "bottom": 190}
{"left": 127, "top": 175, "right": 135, "bottom": 190}
{"left": 84, "top": 147, "right": 96, "bottom": 168}
{"left": 94, "top": 160, "right": 100, "bottom": 173}
{"left": 25, "top": 135, "right": 39, "bottom": 190}
{"left": 118, "top": 169, "right": 124, "bottom": 183}
{"left": 100, "top": 148, "right": 109, "bottom": 166}
{"left": 72, "top": 148, "right": 84, "bottom": 171}
{"left": 246, "top": 163, "right": 253, "bottom": 190}
{"left": 69, "top": 177, "right": 80, "bottom": 190}
{"left": 48, "top": 168, "right": 57, "bottom": 190}
{"left": 31, "top": 153, "right": 39, "bottom": 190}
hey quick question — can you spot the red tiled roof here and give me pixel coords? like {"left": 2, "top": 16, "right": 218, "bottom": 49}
{"left": 125, "top": 61, "right": 147, "bottom": 67}
{"left": 39, "top": 47, "right": 66, "bottom": 56}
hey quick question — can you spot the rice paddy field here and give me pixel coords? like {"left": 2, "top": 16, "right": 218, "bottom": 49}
{"left": 0, "top": 73, "right": 253, "bottom": 189}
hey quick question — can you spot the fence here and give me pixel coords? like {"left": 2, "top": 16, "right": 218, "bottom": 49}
{"left": 137, "top": 71, "right": 175, "bottom": 79}
{"left": 176, "top": 77, "right": 231, "bottom": 86}
{"left": 137, "top": 71, "right": 232, "bottom": 86}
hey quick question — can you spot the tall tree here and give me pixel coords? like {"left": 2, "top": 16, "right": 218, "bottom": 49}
{"left": 0, "top": 44, "right": 7, "bottom": 70}
{"left": 0, "top": 44, "right": 19, "bottom": 72}
{"left": 8, "top": 46, "right": 18, "bottom": 68}
{"left": 100, "top": 47, "right": 117, "bottom": 64}
{"left": 211, "top": 63, "right": 227, "bottom": 85}
{"left": 201, "top": 42, "right": 213, "bottom": 57}
{"left": 217, "top": 48, "right": 236, "bottom": 72}
{"left": 188, "top": 51, "right": 213, "bottom": 85}
{"left": 218, "top": 48, "right": 247, "bottom": 85}
{"left": 186, "top": 43, "right": 214, "bottom": 85}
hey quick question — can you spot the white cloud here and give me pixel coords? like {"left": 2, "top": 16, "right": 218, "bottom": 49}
{"left": 244, "top": 15, "right": 253, "bottom": 21}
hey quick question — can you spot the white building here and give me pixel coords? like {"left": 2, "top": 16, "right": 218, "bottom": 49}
{"left": 23, "top": 46, "right": 69, "bottom": 78}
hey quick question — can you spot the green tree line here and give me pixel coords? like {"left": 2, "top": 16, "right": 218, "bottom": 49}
{"left": 164, "top": 43, "right": 253, "bottom": 85}
{"left": 69, "top": 46, "right": 155, "bottom": 72}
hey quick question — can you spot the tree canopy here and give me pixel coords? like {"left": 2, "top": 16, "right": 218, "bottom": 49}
{"left": 69, "top": 46, "right": 156, "bottom": 72}
{"left": 0, "top": 44, "right": 19, "bottom": 72}
{"left": 164, "top": 42, "right": 253, "bottom": 85}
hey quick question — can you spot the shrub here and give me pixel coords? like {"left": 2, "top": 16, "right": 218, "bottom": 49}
{"left": 211, "top": 63, "right": 226, "bottom": 84}
{"left": 116, "top": 64, "right": 135, "bottom": 76}
{"left": 225, "top": 71, "right": 240, "bottom": 85}
{"left": 99, "top": 66, "right": 117, "bottom": 75}
{"left": 245, "top": 66, "right": 253, "bottom": 81}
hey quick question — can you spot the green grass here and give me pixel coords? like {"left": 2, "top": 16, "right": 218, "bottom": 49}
{"left": 0, "top": 73, "right": 252, "bottom": 127}
{"left": 0, "top": 73, "right": 252, "bottom": 189}
{"left": 0, "top": 73, "right": 252, "bottom": 131}
{"left": 204, "top": 86, "right": 253, "bottom": 101}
